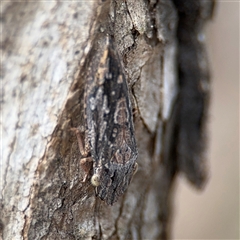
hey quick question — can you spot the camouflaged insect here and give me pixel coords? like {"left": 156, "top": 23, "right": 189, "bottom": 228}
{"left": 74, "top": 35, "right": 138, "bottom": 205}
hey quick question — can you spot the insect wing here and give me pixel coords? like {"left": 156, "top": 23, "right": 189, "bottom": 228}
{"left": 85, "top": 40, "right": 137, "bottom": 204}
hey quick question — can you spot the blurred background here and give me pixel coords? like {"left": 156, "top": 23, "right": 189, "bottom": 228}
{"left": 173, "top": 2, "right": 239, "bottom": 239}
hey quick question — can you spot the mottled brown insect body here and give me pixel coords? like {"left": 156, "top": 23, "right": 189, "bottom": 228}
{"left": 74, "top": 35, "right": 138, "bottom": 205}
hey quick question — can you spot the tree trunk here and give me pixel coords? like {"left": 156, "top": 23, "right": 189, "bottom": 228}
{"left": 1, "top": 1, "right": 214, "bottom": 239}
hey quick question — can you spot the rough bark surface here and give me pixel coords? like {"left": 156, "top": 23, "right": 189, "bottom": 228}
{"left": 1, "top": 1, "right": 214, "bottom": 240}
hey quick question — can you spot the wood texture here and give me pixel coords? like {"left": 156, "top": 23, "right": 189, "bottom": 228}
{"left": 1, "top": 1, "right": 214, "bottom": 239}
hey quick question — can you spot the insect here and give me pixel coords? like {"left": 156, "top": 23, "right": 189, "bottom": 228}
{"left": 72, "top": 35, "right": 138, "bottom": 205}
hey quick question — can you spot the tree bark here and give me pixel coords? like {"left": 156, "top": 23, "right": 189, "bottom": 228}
{"left": 1, "top": 1, "right": 214, "bottom": 239}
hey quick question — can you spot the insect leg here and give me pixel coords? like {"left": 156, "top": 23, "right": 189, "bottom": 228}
{"left": 71, "top": 128, "right": 93, "bottom": 182}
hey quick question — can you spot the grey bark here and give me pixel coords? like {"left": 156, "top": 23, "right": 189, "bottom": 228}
{"left": 1, "top": 1, "right": 214, "bottom": 239}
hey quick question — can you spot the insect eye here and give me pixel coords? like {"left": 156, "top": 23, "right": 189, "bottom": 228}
{"left": 133, "top": 163, "right": 138, "bottom": 175}
{"left": 91, "top": 174, "right": 100, "bottom": 187}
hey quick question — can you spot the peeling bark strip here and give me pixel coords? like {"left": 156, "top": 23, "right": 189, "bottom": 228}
{"left": 172, "top": 0, "right": 215, "bottom": 188}
{"left": 1, "top": 0, "right": 214, "bottom": 239}
{"left": 72, "top": 35, "right": 138, "bottom": 205}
